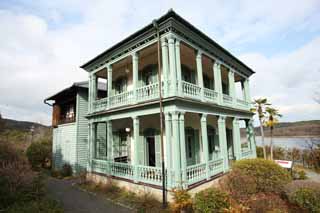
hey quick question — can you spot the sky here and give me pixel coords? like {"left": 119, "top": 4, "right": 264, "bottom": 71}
{"left": 0, "top": 0, "right": 319, "bottom": 125}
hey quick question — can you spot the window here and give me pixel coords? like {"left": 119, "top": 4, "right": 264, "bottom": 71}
{"left": 141, "top": 64, "right": 157, "bottom": 86}
{"left": 203, "top": 74, "right": 214, "bottom": 89}
{"left": 113, "top": 77, "right": 127, "bottom": 94}
{"left": 222, "top": 82, "right": 229, "bottom": 95}
{"left": 58, "top": 100, "right": 76, "bottom": 124}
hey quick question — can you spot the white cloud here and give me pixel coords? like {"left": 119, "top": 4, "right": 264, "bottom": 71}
{"left": 0, "top": 0, "right": 319, "bottom": 125}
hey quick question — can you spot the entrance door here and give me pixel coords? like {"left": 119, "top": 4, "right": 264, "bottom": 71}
{"left": 146, "top": 136, "right": 156, "bottom": 167}
{"left": 226, "top": 128, "right": 234, "bottom": 160}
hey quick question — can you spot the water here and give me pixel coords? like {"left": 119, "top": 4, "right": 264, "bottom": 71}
{"left": 254, "top": 136, "right": 320, "bottom": 150}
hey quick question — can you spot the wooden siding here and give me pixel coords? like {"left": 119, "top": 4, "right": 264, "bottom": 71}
{"left": 75, "top": 91, "right": 89, "bottom": 173}
{"left": 52, "top": 123, "right": 77, "bottom": 170}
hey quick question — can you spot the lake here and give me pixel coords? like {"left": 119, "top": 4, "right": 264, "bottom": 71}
{"left": 254, "top": 136, "right": 320, "bottom": 150}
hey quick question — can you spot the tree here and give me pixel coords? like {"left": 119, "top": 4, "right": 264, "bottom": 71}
{"left": 264, "top": 107, "right": 282, "bottom": 160}
{"left": 251, "top": 98, "right": 271, "bottom": 159}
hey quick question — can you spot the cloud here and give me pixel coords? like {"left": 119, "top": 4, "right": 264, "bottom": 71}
{"left": 0, "top": 0, "right": 319, "bottom": 125}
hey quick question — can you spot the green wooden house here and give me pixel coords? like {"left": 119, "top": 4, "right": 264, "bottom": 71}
{"left": 46, "top": 9, "right": 256, "bottom": 196}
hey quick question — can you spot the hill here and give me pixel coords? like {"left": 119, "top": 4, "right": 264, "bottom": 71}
{"left": 253, "top": 120, "right": 320, "bottom": 137}
{"left": 1, "top": 118, "right": 49, "bottom": 132}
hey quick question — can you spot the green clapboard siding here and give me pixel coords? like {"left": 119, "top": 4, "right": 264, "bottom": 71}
{"left": 75, "top": 91, "right": 89, "bottom": 173}
{"left": 52, "top": 123, "right": 77, "bottom": 171}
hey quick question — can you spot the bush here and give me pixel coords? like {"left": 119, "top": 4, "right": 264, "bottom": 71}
{"left": 171, "top": 188, "right": 193, "bottom": 212}
{"left": 246, "top": 193, "right": 289, "bottom": 213}
{"left": 230, "top": 159, "right": 291, "bottom": 194}
{"left": 61, "top": 163, "right": 73, "bottom": 177}
{"left": 292, "top": 168, "right": 307, "bottom": 180}
{"left": 7, "top": 197, "right": 63, "bottom": 213}
{"left": 193, "top": 188, "right": 230, "bottom": 213}
{"left": 26, "top": 139, "right": 51, "bottom": 169}
{"left": 285, "top": 180, "right": 320, "bottom": 212}
{"left": 290, "top": 188, "right": 320, "bottom": 212}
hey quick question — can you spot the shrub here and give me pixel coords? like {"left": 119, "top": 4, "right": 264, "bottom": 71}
{"left": 285, "top": 180, "right": 320, "bottom": 212}
{"left": 290, "top": 188, "right": 320, "bottom": 212}
{"left": 171, "top": 188, "right": 193, "bottom": 212}
{"left": 231, "top": 159, "right": 291, "bottom": 194}
{"left": 7, "top": 197, "right": 63, "bottom": 213}
{"left": 61, "top": 163, "right": 72, "bottom": 177}
{"left": 246, "top": 193, "right": 289, "bottom": 213}
{"left": 26, "top": 140, "right": 51, "bottom": 169}
{"left": 292, "top": 168, "right": 307, "bottom": 180}
{"left": 193, "top": 188, "right": 230, "bottom": 213}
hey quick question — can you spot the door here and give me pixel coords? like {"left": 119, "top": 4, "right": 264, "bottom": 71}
{"left": 226, "top": 128, "right": 234, "bottom": 160}
{"left": 185, "top": 127, "right": 196, "bottom": 166}
{"left": 146, "top": 136, "right": 156, "bottom": 167}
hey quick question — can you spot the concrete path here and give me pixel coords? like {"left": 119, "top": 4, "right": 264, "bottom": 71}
{"left": 305, "top": 169, "right": 320, "bottom": 182}
{"left": 46, "top": 177, "right": 132, "bottom": 213}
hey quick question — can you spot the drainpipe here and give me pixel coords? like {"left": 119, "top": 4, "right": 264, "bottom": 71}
{"left": 153, "top": 19, "right": 166, "bottom": 208}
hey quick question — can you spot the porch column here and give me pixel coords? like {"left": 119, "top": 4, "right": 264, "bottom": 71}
{"left": 243, "top": 79, "right": 251, "bottom": 106}
{"left": 89, "top": 73, "right": 97, "bottom": 113}
{"left": 246, "top": 119, "right": 257, "bottom": 158}
{"left": 107, "top": 65, "right": 112, "bottom": 109}
{"left": 232, "top": 118, "right": 242, "bottom": 160}
{"left": 88, "top": 74, "right": 92, "bottom": 113}
{"left": 165, "top": 112, "right": 172, "bottom": 187}
{"left": 196, "top": 51, "right": 204, "bottom": 101}
{"left": 107, "top": 120, "right": 113, "bottom": 161}
{"left": 218, "top": 116, "right": 229, "bottom": 172}
{"left": 161, "top": 37, "right": 169, "bottom": 97}
{"left": 179, "top": 112, "right": 187, "bottom": 188}
{"left": 200, "top": 114, "right": 210, "bottom": 180}
{"left": 132, "top": 116, "right": 140, "bottom": 183}
{"left": 214, "top": 61, "right": 223, "bottom": 104}
{"left": 171, "top": 112, "right": 181, "bottom": 186}
{"left": 228, "top": 69, "right": 236, "bottom": 105}
{"left": 88, "top": 122, "right": 97, "bottom": 172}
{"left": 132, "top": 52, "right": 139, "bottom": 103}
{"left": 168, "top": 35, "right": 177, "bottom": 96}
{"left": 175, "top": 39, "right": 182, "bottom": 96}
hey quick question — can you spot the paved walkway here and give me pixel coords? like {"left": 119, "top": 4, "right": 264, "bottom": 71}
{"left": 46, "top": 177, "right": 131, "bottom": 213}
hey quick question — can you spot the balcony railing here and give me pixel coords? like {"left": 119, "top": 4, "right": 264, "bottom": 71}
{"left": 186, "top": 162, "right": 206, "bottom": 185}
{"left": 91, "top": 80, "right": 250, "bottom": 113}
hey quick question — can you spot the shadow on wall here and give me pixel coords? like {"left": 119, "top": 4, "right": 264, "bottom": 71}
{"left": 53, "top": 146, "right": 87, "bottom": 174}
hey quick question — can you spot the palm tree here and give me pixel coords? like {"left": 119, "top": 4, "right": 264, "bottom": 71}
{"left": 251, "top": 98, "right": 271, "bottom": 159}
{"left": 264, "top": 107, "right": 282, "bottom": 160}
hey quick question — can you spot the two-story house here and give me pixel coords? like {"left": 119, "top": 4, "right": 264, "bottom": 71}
{"left": 46, "top": 9, "right": 256, "bottom": 198}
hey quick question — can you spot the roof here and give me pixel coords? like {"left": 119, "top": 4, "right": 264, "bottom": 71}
{"left": 80, "top": 9, "right": 254, "bottom": 75}
{"left": 44, "top": 81, "right": 106, "bottom": 101}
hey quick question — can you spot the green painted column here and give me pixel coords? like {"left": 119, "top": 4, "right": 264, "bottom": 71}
{"left": 88, "top": 122, "right": 96, "bottom": 172}
{"left": 107, "top": 120, "right": 113, "bottom": 161}
{"left": 214, "top": 62, "right": 223, "bottom": 104}
{"left": 132, "top": 116, "right": 140, "bottom": 182}
{"left": 168, "top": 35, "right": 177, "bottom": 96}
{"left": 107, "top": 65, "right": 112, "bottom": 108}
{"left": 200, "top": 114, "right": 210, "bottom": 180}
{"left": 88, "top": 74, "right": 92, "bottom": 113}
{"left": 161, "top": 37, "right": 169, "bottom": 97}
{"left": 218, "top": 116, "right": 229, "bottom": 172}
{"left": 175, "top": 39, "right": 182, "bottom": 96}
{"left": 232, "top": 118, "right": 242, "bottom": 160}
{"left": 165, "top": 112, "right": 172, "bottom": 188}
{"left": 196, "top": 51, "right": 204, "bottom": 101}
{"left": 87, "top": 123, "right": 93, "bottom": 172}
{"left": 179, "top": 112, "right": 187, "bottom": 188}
{"left": 228, "top": 69, "right": 236, "bottom": 105}
{"left": 171, "top": 112, "right": 181, "bottom": 187}
{"left": 132, "top": 52, "right": 139, "bottom": 103}
{"left": 243, "top": 79, "right": 251, "bottom": 109}
{"left": 247, "top": 119, "right": 257, "bottom": 158}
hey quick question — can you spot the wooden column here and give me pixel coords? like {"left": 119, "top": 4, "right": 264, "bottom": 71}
{"left": 228, "top": 69, "right": 236, "bottom": 105}
{"left": 214, "top": 61, "right": 223, "bottom": 104}
{"left": 107, "top": 120, "right": 113, "bottom": 161}
{"left": 171, "top": 112, "right": 181, "bottom": 187}
{"left": 175, "top": 39, "right": 182, "bottom": 95}
{"left": 179, "top": 112, "right": 187, "bottom": 188}
{"left": 132, "top": 52, "right": 139, "bottom": 103}
{"left": 232, "top": 118, "right": 242, "bottom": 160}
{"left": 165, "top": 112, "right": 172, "bottom": 188}
{"left": 218, "top": 116, "right": 229, "bottom": 172}
{"left": 201, "top": 114, "right": 210, "bottom": 180}
{"left": 196, "top": 51, "right": 204, "bottom": 100}
{"left": 161, "top": 37, "right": 169, "bottom": 97}
{"left": 132, "top": 116, "right": 140, "bottom": 182}
{"left": 168, "top": 35, "right": 177, "bottom": 96}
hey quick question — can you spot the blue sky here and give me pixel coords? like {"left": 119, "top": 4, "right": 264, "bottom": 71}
{"left": 0, "top": 0, "right": 319, "bottom": 125}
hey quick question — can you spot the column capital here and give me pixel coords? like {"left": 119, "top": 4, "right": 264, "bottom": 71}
{"left": 232, "top": 117, "right": 239, "bottom": 124}
{"left": 161, "top": 37, "right": 168, "bottom": 46}
{"left": 132, "top": 115, "right": 140, "bottom": 121}
{"left": 107, "top": 64, "right": 112, "bottom": 71}
{"left": 168, "top": 34, "right": 175, "bottom": 43}
{"left": 164, "top": 111, "right": 171, "bottom": 117}
{"left": 218, "top": 115, "right": 226, "bottom": 122}
{"left": 175, "top": 39, "right": 180, "bottom": 46}
{"left": 196, "top": 50, "right": 202, "bottom": 59}
{"left": 214, "top": 60, "right": 221, "bottom": 67}
{"left": 201, "top": 113, "right": 207, "bottom": 121}
{"left": 132, "top": 52, "right": 139, "bottom": 60}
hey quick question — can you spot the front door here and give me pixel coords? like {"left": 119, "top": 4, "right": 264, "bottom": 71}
{"left": 146, "top": 136, "right": 156, "bottom": 167}
{"left": 226, "top": 128, "right": 234, "bottom": 160}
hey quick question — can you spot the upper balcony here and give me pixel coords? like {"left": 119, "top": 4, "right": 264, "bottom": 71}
{"left": 88, "top": 38, "right": 252, "bottom": 115}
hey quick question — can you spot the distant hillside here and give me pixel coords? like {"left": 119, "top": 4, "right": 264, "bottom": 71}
{"left": 1, "top": 118, "right": 49, "bottom": 132}
{"left": 253, "top": 120, "right": 320, "bottom": 137}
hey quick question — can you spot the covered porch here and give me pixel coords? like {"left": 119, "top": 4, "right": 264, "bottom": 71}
{"left": 88, "top": 112, "right": 256, "bottom": 189}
